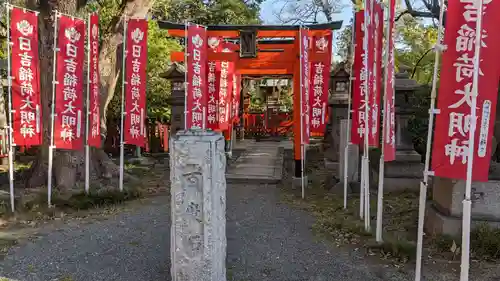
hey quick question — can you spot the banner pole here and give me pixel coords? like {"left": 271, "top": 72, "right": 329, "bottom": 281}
{"left": 202, "top": 26, "right": 208, "bottom": 131}
{"left": 359, "top": 2, "right": 368, "bottom": 221}
{"left": 299, "top": 26, "right": 306, "bottom": 199}
{"left": 301, "top": 145, "right": 305, "bottom": 198}
{"left": 376, "top": 0, "right": 392, "bottom": 243}
{"left": 230, "top": 126, "right": 234, "bottom": 155}
{"left": 304, "top": 142, "right": 307, "bottom": 190}
{"left": 119, "top": 16, "right": 127, "bottom": 192}
{"left": 359, "top": 155, "right": 365, "bottom": 218}
{"left": 414, "top": 0, "right": 445, "bottom": 279}
{"left": 48, "top": 11, "right": 59, "bottom": 208}
{"left": 344, "top": 10, "right": 356, "bottom": 210}
{"left": 5, "top": 3, "right": 15, "bottom": 212}
{"left": 361, "top": 0, "right": 371, "bottom": 231}
{"left": 184, "top": 21, "right": 188, "bottom": 130}
{"left": 85, "top": 13, "right": 91, "bottom": 194}
{"left": 460, "top": 0, "right": 484, "bottom": 279}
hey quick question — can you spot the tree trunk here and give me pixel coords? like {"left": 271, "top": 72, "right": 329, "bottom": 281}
{"left": 26, "top": 0, "right": 155, "bottom": 190}
{"left": 98, "top": 0, "right": 155, "bottom": 140}
{"left": 0, "top": 79, "right": 8, "bottom": 166}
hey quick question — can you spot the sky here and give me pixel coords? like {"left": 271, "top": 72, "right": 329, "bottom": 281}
{"left": 259, "top": 0, "right": 354, "bottom": 25}
{"left": 259, "top": 0, "right": 355, "bottom": 61}
{"left": 258, "top": 0, "right": 433, "bottom": 61}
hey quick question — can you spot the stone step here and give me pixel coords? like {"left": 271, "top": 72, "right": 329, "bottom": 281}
{"left": 226, "top": 145, "right": 284, "bottom": 184}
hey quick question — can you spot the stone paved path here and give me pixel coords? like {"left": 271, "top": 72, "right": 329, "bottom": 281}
{"left": 0, "top": 185, "right": 415, "bottom": 281}
{"left": 226, "top": 141, "right": 284, "bottom": 184}
{"left": 0, "top": 142, "right": 433, "bottom": 281}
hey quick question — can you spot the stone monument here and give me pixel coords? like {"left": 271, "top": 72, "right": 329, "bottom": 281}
{"left": 161, "top": 63, "right": 186, "bottom": 136}
{"left": 382, "top": 67, "right": 424, "bottom": 191}
{"left": 339, "top": 119, "right": 360, "bottom": 186}
{"left": 170, "top": 130, "right": 227, "bottom": 281}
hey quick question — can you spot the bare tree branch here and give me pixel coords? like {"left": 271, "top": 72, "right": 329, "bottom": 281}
{"left": 316, "top": 0, "right": 332, "bottom": 21}
{"left": 395, "top": 10, "right": 409, "bottom": 21}
{"left": 411, "top": 47, "right": 433, "bottom": 78}
{"left": 405, "top": 0, "right": 442, "bottom": 19}
{"left": 272, "top": 0, "right": 342, "bottom": 24}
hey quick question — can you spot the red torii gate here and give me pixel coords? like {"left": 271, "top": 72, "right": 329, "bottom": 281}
{"left": 158, "top": 21, "right": 342, "bottom": 178}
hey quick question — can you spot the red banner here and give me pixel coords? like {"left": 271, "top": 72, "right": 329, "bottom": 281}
{"left": 300, "top": 28, "right": 311, "bottom": 144}
{"left": 368, "top": 3, "right": 383, "bottom": 147}
{"left": 232, "top": 73, "right": 241, "bottom": 123}
{"left": 10, "top": 8, "right": 42, "bottom": 146}
{"left": 384, "top": 0, "right": 396, "bottom": 162}
{"left": 54, "top": 15, "right": 85, "bottom": 150}
{"left": 309, "top": 32, "right": 332, "bottom": 134}
{"left": 124, "top": 19, "right": 148, "bottom": 147}
{"left": 218, "top": 42, "right": 235, "bottom": 131}
{"left": 88, "top": 13, "right": 100, "bottom": 148}
{"left": 351, "top": 11, "right": 367, "bottom": 145}
{"left": 186, "top": 23, "right": 208, "bottom": 129}
{"left": 431, "top": 0, "right": 500, "bottom": 181}
{"left": 207, "top": 37, "right": 221, "bottom": 130}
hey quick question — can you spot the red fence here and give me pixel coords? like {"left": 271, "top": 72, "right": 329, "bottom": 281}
{"left": 242, "top": 113, "right": 324, "bottom": 138}
{"left": 103, "top": 121, "right": 169, "bottom": 156}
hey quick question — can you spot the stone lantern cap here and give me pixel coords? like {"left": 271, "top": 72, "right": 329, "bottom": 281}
{"left": 394, "top": 65, "right": 426, "bottom": 114}
{"left": 330, "top": 62, "right": 350, "bottom": 78}
{"left": 329, "top": 62, "right": 350, "bottom": 105}
{"left": 161, "top": 62, "right": 186, "bottom": 106}
{"left": 394, "top": 65, "right": 422, "bottom": 91}
{"left": 160, "top": 62, "right": 185, "bottom": 80}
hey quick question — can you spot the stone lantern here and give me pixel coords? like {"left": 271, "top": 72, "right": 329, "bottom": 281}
{"left": 327, "top": 63, "right": 350, "bottom": 161}
{"left": 160, "top": 62, "right": 186, "bottom": 137}
{"left": 324, "top": 63, "right": 359, "bottom": 186}
{"left": 324, "top": 63, "right": 349, "bottom": 167}
{"left": 383, "top": 66, "right": 424, "bottom": 190}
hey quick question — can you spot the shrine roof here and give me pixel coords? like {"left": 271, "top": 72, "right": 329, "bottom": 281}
{"left": 331, "top": 62, "right": 350, "bottom": 77}
{"left": 160, "top": 62, "right": 186, "bottom": 79}
{"left": 157, "top": 21, "right": 343, "bottom": 31}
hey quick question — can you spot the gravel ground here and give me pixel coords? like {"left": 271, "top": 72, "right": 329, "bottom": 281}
{"left": 0, "top": 182, "right": 416, "bottom": 281}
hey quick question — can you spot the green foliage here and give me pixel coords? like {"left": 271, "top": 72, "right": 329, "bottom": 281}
{"left": 335, "top": 15, "right": 438, "bottom": 85}
{"left": 395, "top": 15, "right": 438, "bottom": 84}
{"left": 146, "top": 20, "right": 181, "bottom": 123}
{"left": 96, "top": 0, "right": 261, "bottom": 122}
{"left": 155, "top": 0, "right": 262, "bottom": 25}
{"left": 82, "top": 0, "right": 122, "bottom": 43}
{"left": 0, "top": 0, "right": 262, "bottom": 124}
{"left": 431, "top": 224, "right": 500, "bottom": 261}
{"left": 336, "top": 20, "right": 353, "bottom": 63}
{"left": 105, "top": 19, "right": 182, "bottom": 123}
{"left": 51, "top": 188, "right": 143, "bottom": 210}
{"left": 470, "top": 223, "right": 500, "bottom": 259}
{"left": 336, "top": 15, "right": 438, "bottom": 155}
{"left": 407, "top": 85, "right": 431, "bottom": 156}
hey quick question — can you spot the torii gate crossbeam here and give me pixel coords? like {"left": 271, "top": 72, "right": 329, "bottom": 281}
{"left": 159, "top": 20, "right": 342, "bottom": 179}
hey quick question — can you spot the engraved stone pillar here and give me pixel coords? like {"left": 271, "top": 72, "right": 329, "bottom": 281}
{"left": 170, "top": 130, "right": 226, "bottom": 281}
{"left": 339, "top": 119, "right": 359, "bottom": 183}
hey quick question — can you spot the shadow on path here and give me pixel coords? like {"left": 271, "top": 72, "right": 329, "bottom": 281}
{"left": 0, "top": 183, "right": 411, "bottom": 281}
